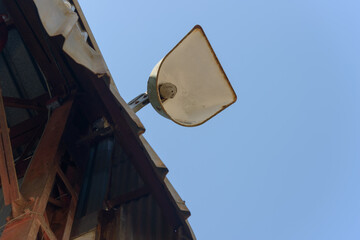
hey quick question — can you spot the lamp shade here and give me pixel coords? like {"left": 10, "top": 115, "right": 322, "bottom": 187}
{"left": 147, "top": 25, "right": 237, "bottom": 127}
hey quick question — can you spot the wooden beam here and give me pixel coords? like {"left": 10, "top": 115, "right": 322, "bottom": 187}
{"left": 10, "top": 114, "right": 47, "bottom": 149}
{"left": 14, "top": 157, "right": 31, "bottom": 180}
{"left": 48, "top": 197, "right": 65, "bottom": 208}
{"left": 3, "top": 96, "right": 46, "bottom": 111}
{"left": 7, "top": 93, "right": 49, "bottom": 145}
{"left": 0, "top": 128, "right": 41, "bottom": 187}
{"left": 41, "top": 213, "right": 53, "bottom": 240}
{"left": 56, "top": 167, "right": 78, "bottom": 201}
{"left": 61, "top": 197, "right": 77, "bottom": 240}
{"left": 38, "top": 214, "right": 57, "bottom": 240}
{"left": 2, "top": 0, "right": 68, "bottom": 96}
{"left": 106, "top": 186, "right": 150, "bottom": 209}
{"left": 0, "top": 125, "right": 44, "bottom": 188}
{"left": 62, "top": 54, "right": 185, "bottom": 229}
{"left": 21, "top": 100, "right": 73, "bottom": 204}
{"left": 0, "top": 88, "right": 21, "bottom": 205}
{"left": 4, "top": 0, "right": 190, "bottom": 233}
{"left": 1, "top": 100, "right": 73, "bottom": 240}
{"left": 93, "top": 79, "right": 185, "bottom": 229}
{"left": 17, "top": 125, "right": 43, "bottom": 163}
{"left": 49, "top": 182, "right": 78, "bottom": 240}
{"left": 10, "top": 114, "right": 46, "bottom": 139}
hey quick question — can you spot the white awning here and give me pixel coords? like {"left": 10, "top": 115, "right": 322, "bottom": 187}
{"left": 33, "top": 0, "right": 107, "bottom": 74}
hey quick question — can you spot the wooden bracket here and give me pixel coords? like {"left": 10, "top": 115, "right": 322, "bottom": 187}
{"left": 0, "top": 88, "right": 21, "bottom": 205}
{"left": 2, "top": 96, "right": 47, "bottom": 111}
{"left": 0, "top": 99, "right": 74, "bottom": 240}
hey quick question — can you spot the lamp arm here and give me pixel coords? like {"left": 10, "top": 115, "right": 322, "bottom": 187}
{"left": 128, "top": 93, "right": 150, "bottom": 113}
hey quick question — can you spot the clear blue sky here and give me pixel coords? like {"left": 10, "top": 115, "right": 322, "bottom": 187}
{"left": 79, "top": 1, "right": 360, "bottom": 239}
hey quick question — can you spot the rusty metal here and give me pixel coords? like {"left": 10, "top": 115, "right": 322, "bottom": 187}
{"left": 128, "top": 93, "right": 149, "bottom": 113}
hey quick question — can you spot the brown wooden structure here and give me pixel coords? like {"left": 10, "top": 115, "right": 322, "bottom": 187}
{"left": 0, "top": 0, "right": 195, "bottom": 239}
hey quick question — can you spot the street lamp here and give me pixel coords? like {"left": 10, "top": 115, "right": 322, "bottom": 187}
{"left": 128, "top": 25, "right": 236, "bottom": 127}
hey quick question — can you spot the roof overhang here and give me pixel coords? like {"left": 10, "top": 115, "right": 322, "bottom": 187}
{"left": 2, "top": 0, "right": 195, "bottom": 238}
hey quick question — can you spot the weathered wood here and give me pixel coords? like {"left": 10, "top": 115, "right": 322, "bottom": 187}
{"left": 1, "top": 100, "right": 73, "bottom": 240}
{"left": 21, "top": 100, "right": 73, "bottom": 207}
{"left": 10, "top": 114, "right": 47, "bottom": 142}
{"left": 14, "top": 157, "right": 31, "bottom": 179}
{"left": 3, "top": 96, "right": 46, "bottom": 111}
{"left": 61, "top": 197, "right": 77, "bottom": 240}
{"left": 38, "top": 215, "right": 57, "bottom": 240}
{"left": 0, "top": 88, "right": 21, "bottom": 205}
{"left": 59, "top": 52, "right": 187, "bottom": 230}
{"left": 3, "top": 0, "right": 191, "bottom": 235}
{"left": 48, "top": 197, "right": 65, "bottom": 208}
{"left": 11, "top": 127, "right": 39, "bottom": 150}
{"left": 41, "top": 213, "right": 52, "bottom": 240}
{"left": 16, "top": 125, "right": 43, "bottom": 163}
{"left": 46, "top": 165, "right": 79, "bottom": 240}
{"left": 57, "top": 167, "right": 78, "bottom": 201}
{"left": 106, "top": 186, "right": 150, "bottom": 209}
{"left": 0, "top": 127, "right": 40, "bottom": 187}
{"left": 92, "top": 76, "right": 185, "bottom": 229}
{"left": 15, "top": 0, "right": 78, "bottom": 94}
{"left": 2, "top": 0, "right": 67, "bottom": 96}
{"left": 0, "top": 215, "right": 39, "bottom": 240}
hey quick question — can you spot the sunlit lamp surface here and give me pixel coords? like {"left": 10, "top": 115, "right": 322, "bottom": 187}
{"left": 147, "top": 25, "right": 237, "bottom": 127}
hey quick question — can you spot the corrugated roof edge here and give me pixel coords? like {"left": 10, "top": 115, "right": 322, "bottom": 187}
{"left": 71, "top": 0, "right": 146, "bottom": 134}
{"left": 69, "top": 0, "right": 196, "bottom": 239}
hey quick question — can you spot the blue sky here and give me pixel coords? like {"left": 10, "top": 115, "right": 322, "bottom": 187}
{"left": 79, "top": 1, "right": 360, "bottom": 239}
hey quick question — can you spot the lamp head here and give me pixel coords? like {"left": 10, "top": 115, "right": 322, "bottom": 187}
{"left": 147, "top": 25, "right": 237, "bottom": 127}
